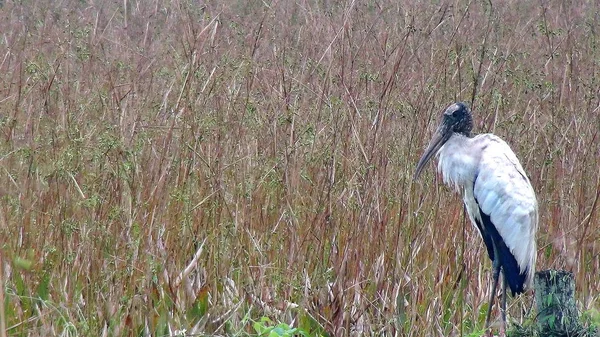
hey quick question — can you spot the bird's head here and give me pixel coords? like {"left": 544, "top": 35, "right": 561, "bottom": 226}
{"left": 414, "top": 102, "right": 473, "bottom": 179}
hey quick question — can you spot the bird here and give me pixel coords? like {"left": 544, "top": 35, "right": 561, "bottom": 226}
{"left": 414, "top": 102, "right": 538, "bottom": 334}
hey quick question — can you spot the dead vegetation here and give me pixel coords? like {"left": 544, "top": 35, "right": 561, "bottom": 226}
{"left": 0, "top": 0, "right": 599, "bottom": 336}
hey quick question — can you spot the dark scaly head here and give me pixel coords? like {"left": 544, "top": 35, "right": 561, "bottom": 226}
{"left": 414, "top": 102, "right": 473, "bottom": 179}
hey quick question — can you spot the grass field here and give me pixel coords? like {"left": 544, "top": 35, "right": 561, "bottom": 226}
{"left": 1, "top": 0, "right": 599, "bottom": 336}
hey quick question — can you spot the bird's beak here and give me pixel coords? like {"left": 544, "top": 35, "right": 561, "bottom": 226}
{"left": 414, "top": 123, "right": 451, "bottom": 179}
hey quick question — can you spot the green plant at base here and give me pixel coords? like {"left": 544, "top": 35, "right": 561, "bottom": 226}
{"left": 253, "top": 317, "right": 316, "bottom": 337}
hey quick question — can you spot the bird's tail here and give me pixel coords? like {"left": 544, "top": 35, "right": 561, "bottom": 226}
{"left": 501, "top": 252, "right": 529, "bottom": 296}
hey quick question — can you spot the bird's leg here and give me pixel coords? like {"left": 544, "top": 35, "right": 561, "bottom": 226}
{"left": 500, "top": 274, "right": 508, "bottom": 336}
{"left": 484, "top": 245, "right": 502, "bottom": 332}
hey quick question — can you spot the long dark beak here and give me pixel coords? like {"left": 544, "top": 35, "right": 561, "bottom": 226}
{"left": 414, "top": 123, "right": 451, "bottom": 179}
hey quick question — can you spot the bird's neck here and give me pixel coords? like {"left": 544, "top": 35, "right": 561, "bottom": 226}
{"left": 437, "top": 134, "right": 478, "bottom": 193}
{"left": 457, "top": 130, "right": 473, "bottom": 138}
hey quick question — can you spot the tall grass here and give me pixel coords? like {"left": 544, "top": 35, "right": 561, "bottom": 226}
{"left": 0, "top": 0, "right": 599, "bottom": 336}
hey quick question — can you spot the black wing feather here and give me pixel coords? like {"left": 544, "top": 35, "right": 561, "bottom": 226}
{"left": 473, "top": 203, "right": 527, "bottom": 296}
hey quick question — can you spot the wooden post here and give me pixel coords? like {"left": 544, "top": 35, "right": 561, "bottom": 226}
{"left": 534, "top": 270, "right": 591, "bottom": 336}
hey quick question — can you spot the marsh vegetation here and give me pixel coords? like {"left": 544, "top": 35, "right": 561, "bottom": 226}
{"left": 1, "top": 0, "right": 599, "bottom": 336}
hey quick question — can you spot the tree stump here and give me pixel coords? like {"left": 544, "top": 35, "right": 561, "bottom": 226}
{"left": 533, "top": 270, "right": 594, "bottom": 337}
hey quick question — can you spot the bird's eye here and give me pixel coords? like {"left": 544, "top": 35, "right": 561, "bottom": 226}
{"left": 453, "top": 107, "right": 464, "bottom": 117}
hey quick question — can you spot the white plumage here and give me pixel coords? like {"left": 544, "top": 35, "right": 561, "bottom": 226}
{"left": 438, "top": 133, "right": 538, "bottom": 289}
{"left": 415, "top": 102, "right": 538, "bottom": 333}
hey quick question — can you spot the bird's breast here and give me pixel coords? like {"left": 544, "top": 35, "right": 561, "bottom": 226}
{"left": 436, "top": 134, "right": 480, "bottom": 193}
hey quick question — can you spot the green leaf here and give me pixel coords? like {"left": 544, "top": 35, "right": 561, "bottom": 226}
{"left": 14, "top": 257, "right": 33, "bottom": 270}
{"left": 187, "top": 285, "right": 209, "bottom": 321}
{"left": 36, "top": 272, "right": 51, "bottom": 302}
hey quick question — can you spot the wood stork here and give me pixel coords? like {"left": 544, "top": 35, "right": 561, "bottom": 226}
{"left": 414, "top": 102, "right": 538, "bottom": 333}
